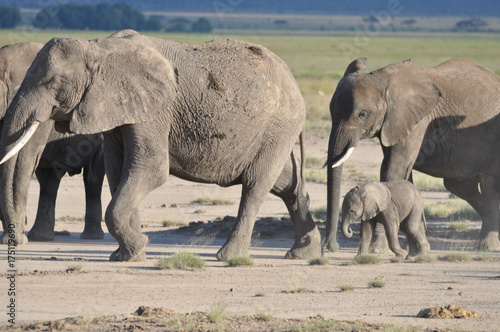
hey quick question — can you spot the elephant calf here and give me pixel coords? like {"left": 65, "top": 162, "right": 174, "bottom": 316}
{"left": 341, "top": 180, "right": 430, "bottom": 260}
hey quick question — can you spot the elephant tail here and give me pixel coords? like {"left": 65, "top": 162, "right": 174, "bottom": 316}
{"left": 299, "top": 129, "right": 306, "bottom": 186}
{"left": 422, "top": 212, "right": 431, "bottom": 237}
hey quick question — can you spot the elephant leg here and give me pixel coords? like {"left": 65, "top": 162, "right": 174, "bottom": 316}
{"left": 216, "top": 146, "right": 294, "bottom": 261}
{"left": 80, "top": 155, "right": 105, "bottom": 240}
{"left": 103, "top": 127, "right": 169, "bottom": 262}
{"left": 444, "top": 178, "right": 500, "bottom": 250}
{"left": 28, "top": 168, "right": 63, "bottom": 241}
{"left": 401, "top": 214, "right": 430, "bottom": 260}
{"left": 270, "top": 153, "right": 322, "bottom": 259}
{"left": 369, "top": 223, "right": 390, "bottom": 254}
{"left": 383, "top": 219, "right": 407, "bottom": 258}
{"left": 358, "top": 219, "right": 376, "bottom": 255}
{"left": 216, "top": 182, "right": 269, "bottom": 261}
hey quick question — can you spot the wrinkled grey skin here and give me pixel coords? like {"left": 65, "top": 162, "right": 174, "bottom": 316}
{"left": 342, "top": 181, "right": 430, "bottom": 260}
{"left": 326, "top": 58, "right": 500, "bottom": 252}
{"left": 0, "top": 42, "right": 105, "bottom": 243}
{"left": 0, "top": 32, "right": 322, "bottom": 261}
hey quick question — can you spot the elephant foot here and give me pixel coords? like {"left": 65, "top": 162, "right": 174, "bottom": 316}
{"left": 80, "top": 228, "right": 105, "bottom": 240}
{"left": 393, "top": 249, "right": 407, "bottom": 259}
{"left": 109, "top": 247, "right": 147, "bottom": 262}
{"left": 28, "top": 229, "right": 55, "bottom": 242}
{"left": 473, "top": 233, "right": 500, "bottom": 251}
{"left": 405, "top": 254, "right": 416, "bottom": 261}
{"left": 325, "top": 239, "right": 340, "bottom": 253}
{"left": 0, "top": 231, "right": 28, "bottom": 245}
{"left": 109, "top": 235, "right": 148, "bottom": 262}
{"left": 216, "top": 242, "right": 248, "bottom": 261}
{"left": 285, "top": 229, "right": 323, "bottom": 259}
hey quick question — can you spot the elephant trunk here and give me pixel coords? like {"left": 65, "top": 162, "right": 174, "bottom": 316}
{"left": 342, "top": 217, "right": 354, "bottom": 238}
{"left": 325, "top": 163, "right": 342, "bottom": 251}
{"left": 0, "top": 89, "right": 52, "bottom": 244}
{"left": 325, "top": 120, "right": 358, "bottom": 251}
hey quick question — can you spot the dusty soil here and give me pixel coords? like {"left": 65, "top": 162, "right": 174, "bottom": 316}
{"left": 1, "top": 135, "right": 499, "bottom": 331}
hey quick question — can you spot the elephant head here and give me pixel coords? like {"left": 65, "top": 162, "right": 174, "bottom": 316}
{"left": 325, "top": 58, "right": 441, "bottom": 250}
{"left": 341, "top": 182, "right": 390, "bottom": 238}
{"left": 0, "top": 35, "right": 178, "bottom": 164}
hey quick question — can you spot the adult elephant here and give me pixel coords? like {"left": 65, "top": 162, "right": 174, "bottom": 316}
{"left": 324, "top": 57, "right": 500, "bottom": 252}
{"left": 0, "top": 42, "right": 105, "bottom": 243}
{"left": 0, "top": 33, "right": 322, "bottom": 261}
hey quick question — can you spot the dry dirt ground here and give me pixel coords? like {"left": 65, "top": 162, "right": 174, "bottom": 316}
{"left": 1, "top": 135, "right": 499, "bottom": 331}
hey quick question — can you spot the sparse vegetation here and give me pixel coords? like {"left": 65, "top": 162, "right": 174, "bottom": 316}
{"left": 309, "top": 256, "right": 330, "bottom": 265}
{"left": 368, "top": 279, "right": 386, "bottom": 288}
{"left": 424, "top": 200, "right": 479, "bottom": 220}
{"left": 290, "top": 319, "right": 341, "bottom": 331}
{"left": 439, "top": 252, "right": 472, "bottom": 263}
{"left": 306, "top": 155, "right": 325, "bottom": 168}
{"left": 191, "top": 197, "right": 234, "bottom": 205}
{"left": 162, "top": 219, "right": 185, "bottom": 227}
{"left": 413, "top": 254, "right": 437, "bottom": 263}
{"left": 287, "top": 287, "right": 313, "bottom": 294}
{"left": 390, "top": 256, "right": 403, "bottom": 263}
{"left": 56, "top": 215, "right": 85, "bottom": 222}
{"left": 449, "top": 221, "right": 470, "bottom": 232}
{"left": 254, "top": 310, "right": 273, "bottom": 321}
{"left": 473, "top": 253, "right": 498, "bottom": 262}
{"left": 66, "top": 262, "right": 85, "bottom": 272}
{"left": 413, "top": 174, "right": 446, "bottom": 192}
{"left": 339, "top": 284, "right": 355, "bottom": 292}
{"left": 156, "top": 251, "right": 205, "bottom": 270}
{"left": 343, "top": 164, "right": 379, "bottom": 183}
{"left": 305, "top": 169, "right": 327, "bottom": 184}
{"left": 353, "top": 254, "right": 381, "bottom": 265}
{"left": 226, "top": 255, "right": 254, "bottom": 267}
{"left": 207, "top": 305, "right": 226, "bottom": 324}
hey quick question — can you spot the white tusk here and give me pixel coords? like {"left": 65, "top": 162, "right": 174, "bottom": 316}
{"left": 0, "top": 121, "right": 40, "bottom": 165}
{"left": 331, "top": 147, "right": 354, "bottom": 168}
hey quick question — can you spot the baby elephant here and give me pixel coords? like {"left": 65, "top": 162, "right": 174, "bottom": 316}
{"left": 341, "top": 180, "right": 430, "bottom": 260}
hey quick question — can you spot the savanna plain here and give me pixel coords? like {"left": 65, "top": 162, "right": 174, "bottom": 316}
{"left": 0, "top": 29, "right": 499, "bottom": 331}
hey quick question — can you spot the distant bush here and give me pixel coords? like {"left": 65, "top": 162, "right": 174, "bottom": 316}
{"left": 191, "top": 18, "right": 212, "bottom": 33}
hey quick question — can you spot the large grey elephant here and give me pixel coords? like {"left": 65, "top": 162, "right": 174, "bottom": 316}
{"left": 341, "top": 181, "right": 430, "bottom": 260}
{"left": 0, "top": 33, "right": 322, "bottom": 261}
{"left": 325, "top": 58, "right": 500, "bottom": 252}
{"left": 0, "top": 42, "right": 105, "bottom": 243}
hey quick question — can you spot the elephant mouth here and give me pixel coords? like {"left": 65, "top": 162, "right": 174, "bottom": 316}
{"left": 325, "top": 146, "right": 355, "bottom": 168}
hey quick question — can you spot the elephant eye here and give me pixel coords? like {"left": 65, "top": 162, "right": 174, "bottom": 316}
{"left": 358, "top": 110, "right": 369, "bottom": 119}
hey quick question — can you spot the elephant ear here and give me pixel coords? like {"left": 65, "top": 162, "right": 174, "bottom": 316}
{"left": 343, "top": 57, "right": 367, "bottom": 77}
{"left": 0, "top": 79, "right": 8, "bottom": 119}
{"left": 361, "top": 183, "right": 391, "bottom": 221}
{"left": 69, "top": 41, "right": 177, "bottom": 134}
{"left": 380, "top": 61, "right": 442, "bottom": 147}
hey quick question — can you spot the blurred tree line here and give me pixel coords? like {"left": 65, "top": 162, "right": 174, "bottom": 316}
{"left": 33, "top": 2, "right": 162, "bottom": 31}
{"left": 0, "top": 6, "right": 22, "bottom": 28}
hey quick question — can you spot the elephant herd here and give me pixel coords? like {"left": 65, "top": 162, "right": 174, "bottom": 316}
{"left": 0, "top": 30, "right": 499, "bottom": 263}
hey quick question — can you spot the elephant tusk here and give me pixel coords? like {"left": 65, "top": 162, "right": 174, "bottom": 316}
{"left": 0, "top": 121, "right": 40, "bottom": 165}
{"left": 331, "top": 147, "right": 354, "bottom": 168}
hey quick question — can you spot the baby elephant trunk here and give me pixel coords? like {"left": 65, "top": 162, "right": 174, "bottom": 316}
{"left": 342, "top": 218, "right": 353, "bottom": 238}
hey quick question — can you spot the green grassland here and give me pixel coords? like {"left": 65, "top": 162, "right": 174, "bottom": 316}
{"left": 1, "top": 28, "right": 499, "bottom": 132}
